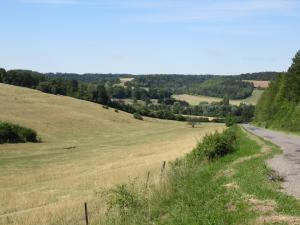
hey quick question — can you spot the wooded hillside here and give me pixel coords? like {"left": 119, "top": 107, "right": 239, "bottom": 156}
{"left": 254, "top": 51, "right": 300, "bottom": 132}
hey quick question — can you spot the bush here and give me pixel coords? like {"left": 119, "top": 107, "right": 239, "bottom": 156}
{"left": 133, "top": 113, "right": 143, "bottom": 120}
{"left": 188, "top": 128, "right": 237, "bottom": 161}
{"left": 0, "top": 122, "right": 38, "bottom": 144}
{"left": 103, "top": 183, "right": 141, "bottom": 216}
{"left": 114, "top": 109, "right": 119, "bottom": 113}
{"left": 225, "top": 115, "right": 236, "bottom": 127}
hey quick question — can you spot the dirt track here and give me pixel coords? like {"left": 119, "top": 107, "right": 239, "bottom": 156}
{"left": 243, "top": 124, "right": 300, "bottom": 199}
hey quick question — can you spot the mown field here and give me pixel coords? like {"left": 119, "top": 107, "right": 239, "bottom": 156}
{"left": 173, "top": 89, "right": 264, "bottom": 106}
{"left": 0, "top": 83, "right": 224, "bottom": 225}
{"left": 243, "top": 80, "right": 270, "bottom": 89}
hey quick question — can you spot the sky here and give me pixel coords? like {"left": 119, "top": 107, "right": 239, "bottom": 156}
{"left": 0, "top": 0, "right": 300, "bottom": 74}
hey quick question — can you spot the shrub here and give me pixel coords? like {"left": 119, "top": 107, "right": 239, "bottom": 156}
{"left": 103, "top": 184, "right": 141, "bottom": 216}
{"left": 225, "top": 115, "right": 236, "bottom": 127}
{"left": 114, "top": 109, "right": 119, "bottom": 113}
{"left": 133, "top": 113, "right": 143, "bottom": 120}
{"left": 102, "top": 105, "right": 109, "bottom": 109}
{"left": 0, "top": 122, "right": 38, "bottom": 144}
{"left": 225, "top": 115, "right": 242, "bottom": 127}
{"left": 188, "top": 128, "right": 237, "bottom": 161}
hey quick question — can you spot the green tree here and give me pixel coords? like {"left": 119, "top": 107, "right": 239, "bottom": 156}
{"left": 0, "top": 68, "right": 6, "bottom": 82}
{"left": 96, "top": 84, "right": 109, "bottom": 105}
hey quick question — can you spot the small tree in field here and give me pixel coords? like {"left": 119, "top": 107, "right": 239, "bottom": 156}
{"left": 187, "top": 117, "right": 199, "bottom": 128}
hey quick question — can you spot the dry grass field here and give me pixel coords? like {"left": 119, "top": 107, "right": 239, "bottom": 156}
{"left": 0, "top": 83, "right": 224, "bottom": 225}
{"left": 116, "top": 77, "right": 134, "bottom": 87}
{"left": 243, "top": 80, "right": 270, "bottom": 89}
{"left": 173, "top": 89, "right": 264, "bottom": 106}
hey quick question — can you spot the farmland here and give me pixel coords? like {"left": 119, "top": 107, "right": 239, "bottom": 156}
{"left": 173, "top": 89, "right": 264, "bottom": 106}
{"left": 117, "top": 77, "right": 134, "bottom": 86}
{"left": 0, "top": 83, "right": 224, "bottom": 225}
{"left": 243, "top": 80, "right": 270, "bottom": 89}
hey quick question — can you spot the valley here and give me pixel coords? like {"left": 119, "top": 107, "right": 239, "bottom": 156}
{"left": 0, "top": 83, "right": 224, "bottom": 225}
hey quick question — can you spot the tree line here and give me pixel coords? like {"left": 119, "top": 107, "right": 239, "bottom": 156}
{"left": 131, "top": 75, "right": 255, "bottom": 99}
{"left": 0, "top": 68, "right": 255, "bottom": 123}
{"left": 237, "top": 72, "right": 279, "bottom": 81}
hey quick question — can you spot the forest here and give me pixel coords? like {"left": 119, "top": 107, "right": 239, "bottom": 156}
{"left": 130, "top": 72, "right": 277, "bottom": 99}
{"left": 237, "top": 72, "right": 278, "bottom": 80}
{"left": 255, "top": 51, "right": 300, "bottom": 132}
{"left": 0, "top": 69, "right": 268, "bottom": 123}
{"left": 187, "top": 77, "right": 254, "bottom": 99}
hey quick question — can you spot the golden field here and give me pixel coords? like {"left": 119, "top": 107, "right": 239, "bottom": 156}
{"left": 173, "top": 89, "right": 264, "bottom": 106}
{"left": 0, "top": 83, "right": 224, "bottom": 225}
{"left": 243, "top": 80, "right": 270, "bottom": 89}
{"left": 115, "top": 77, "right": 134, "bottom": 87}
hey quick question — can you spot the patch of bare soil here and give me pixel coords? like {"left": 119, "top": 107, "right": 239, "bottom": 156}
{"left": 256, "top": 215, "right": 300, "bottom": 225}
{"left": 223, "top": 182, "right": 239, "bottom": 190}
{"left": 243, "top": 194, "right": 300, "bottom": 225}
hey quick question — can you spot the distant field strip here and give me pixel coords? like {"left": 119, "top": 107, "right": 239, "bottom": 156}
{"left": 116, "top": 77, "right": 134, "bottom": 87}
{"left": 173, "top": 89, "right": 264, "bottom": 106}
{"left": 0, "top": 83, "right": 224, "bottom": 225}
{"left": 243, "top": 80, "right": 270, "bottom": 88}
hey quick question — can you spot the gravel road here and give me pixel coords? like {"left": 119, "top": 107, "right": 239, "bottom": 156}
{"left": 243, "top": 124, "right": 300, "bottom": 199}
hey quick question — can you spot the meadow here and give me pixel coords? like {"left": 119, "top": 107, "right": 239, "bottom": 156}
{"left": 0, "top": 83, "right": 224, "bottom": 225}
{"left": 173, "top": 89, "right": 264, "bottom": 106}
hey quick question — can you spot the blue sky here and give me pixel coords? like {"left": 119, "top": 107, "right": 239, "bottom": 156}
{"left": 0, "top": 0, "right": 300, "bottom": 74}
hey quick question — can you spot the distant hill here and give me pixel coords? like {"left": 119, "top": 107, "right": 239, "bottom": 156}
{"left": 254, "top": 51, "right": 300, "bottom": 132}
{"left": 45, "top": 72, "right": 132, "bottom": 83}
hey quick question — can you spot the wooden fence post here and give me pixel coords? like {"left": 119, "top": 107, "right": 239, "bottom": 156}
{"left": 160, "top": 161, "right": 166, "bottom": 180}
{"left": 84, "top": 202, "right": 89, "bottom": 225}
{"left": 145, "top": 171, "right": 150, "bottom": 188}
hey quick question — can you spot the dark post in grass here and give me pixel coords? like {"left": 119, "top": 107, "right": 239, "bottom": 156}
{"left": 160, "top": 161, "right": 166, "bottom": 181}
{"left": 84, "top": 202, "right": 89, "bottom": 225}
{"left": 145, "top": 171, "right": 150, "bottom": 188}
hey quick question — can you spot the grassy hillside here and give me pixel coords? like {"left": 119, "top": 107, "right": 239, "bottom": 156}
{"left": 255, "top": 51, "right": 300, "bottom": 132}
{"left": 0, "top": 83, "right": 224, "bottom": 225}
{"left": 173, "top": 89, "right": 264, "bottom": 106}
{"left": 99, "top": 126, "right": 300, "bottom": 225}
